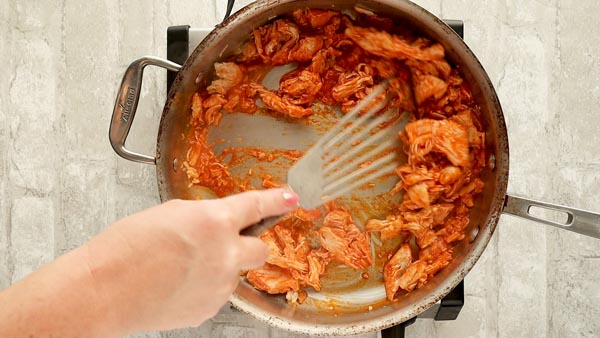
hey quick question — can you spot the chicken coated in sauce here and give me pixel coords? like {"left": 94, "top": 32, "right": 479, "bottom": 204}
{"left": 246, "top": 210, "right": 355, "bottom": 296}
{"left": 246, "top": 264, "right": 300, "bottom": 294}
{"left": 369, "top": 112, "right": 485, "bottom": 299}
{"left": 317, "top": 210, "right": 372, "bottom": 270}
{"left": 383, "top": 244, "right": 412, "bottom": 300}
{"left": 260, "top": 225, "right": 310, "bottom": 274}
{"left": 345, "top": 25, "right": 445, "bottom": 61}
{"left": 184, "top": 7, "right": 486, "bottom": 305}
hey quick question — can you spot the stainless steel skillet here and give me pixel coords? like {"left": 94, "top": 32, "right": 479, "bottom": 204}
{"left": 110, "top": 0, "right": 600, "bottom": 335}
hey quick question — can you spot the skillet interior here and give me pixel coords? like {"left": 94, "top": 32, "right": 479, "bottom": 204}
{"left": 155, "top": 0, "right": 509, "bottom": 334}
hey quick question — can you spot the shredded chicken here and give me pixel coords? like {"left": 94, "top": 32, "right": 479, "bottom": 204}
{"left": 246, "top": 264, "right": 300, "bottom": 294}
{"left": 412, "top": 72, "right": 448, "bottom": 105}
{"left": 305, "top": 248, "right": 332, "bottom": 291}
{"left": 345, "top": 25, "right": 445, "bottom": 61}
{"left": 365, "top": 215, "right": 403, "bottom": 242}
{"left": 280, "top": 69, "right": 323, "bottom": 105}
{"left": 397, "top": 261, "right": 427, "bottom": 292}
{"left": 253, "top": 19, "right": 300, "bottom": 65}
{"left": 318, "top": 210, "right": 372, "bottom": 270}
{"left": 260, "top": 225, "right": 309, "bottom": 274}
{"left": 246, "top": 215, "right": 336, "bottom": 296}
{"left": 332, "top": 64, "right": 376, "bottom": 112}
{"left": 184, "top": 7, "right": 487, "bottom": 305}
{"left": 183, "top": 129, "right": 234, "bottom": 197}
{"left": 289, "top": 36, "right": 325, "bottom": 62}
{"left": 207, "top": 62, "right": 245, "bottom": 95}
{"left": 383, "top": 244, "right": 412, "bottom": 300}
{"left": 368, "top": 111, "right": 485, "bottom": 300}
{"left": 293, "top": 8, "right": 340, "bottom": 29}
{"left": 255, "top": 84, "right": 315, "bottom": 118}
{"left": 404, "top": 119, "right": 471, "bottom": 167}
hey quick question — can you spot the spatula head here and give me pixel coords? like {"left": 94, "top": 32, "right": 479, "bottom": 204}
{"left": 287, "top": 146, "right": 325, "bottom": 210}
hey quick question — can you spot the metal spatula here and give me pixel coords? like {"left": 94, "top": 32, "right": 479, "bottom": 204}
{"left": 288, "top": 83, "right": 409, "bottom": 210}
{"left": 243, "top": 83, "right": 410, "bottom": 235}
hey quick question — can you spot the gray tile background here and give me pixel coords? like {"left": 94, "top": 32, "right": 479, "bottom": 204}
{"left": 1, "top": 0, "right": 599, "bottom": 337}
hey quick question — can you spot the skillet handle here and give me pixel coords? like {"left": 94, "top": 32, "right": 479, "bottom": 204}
{"left": 109, "top": 56, "right": 181, "bottom": 165}
{"left": 503, "top": 195, "right": 600, "bottom": 239}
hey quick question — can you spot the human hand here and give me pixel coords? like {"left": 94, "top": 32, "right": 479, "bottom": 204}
{"left": 85, "top": 188, "right": 299, "bottom": 334}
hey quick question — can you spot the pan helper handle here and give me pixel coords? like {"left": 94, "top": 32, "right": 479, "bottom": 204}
{"left": 110, "top": 56, "right": 181, "bottom": 164}
{"left": 503, "top": 195, "right": 600, "bottom": 239}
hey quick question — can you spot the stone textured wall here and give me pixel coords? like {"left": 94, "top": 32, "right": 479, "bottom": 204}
{"left": 1, "top": 1, "right": 599, "bottom": 337}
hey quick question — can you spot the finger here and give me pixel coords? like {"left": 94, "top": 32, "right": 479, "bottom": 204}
{"left": 221, "top": 188, "right": 299, "bottom": 230}
{"left": 237, "top": 236, "right": 269, "bottom": 270}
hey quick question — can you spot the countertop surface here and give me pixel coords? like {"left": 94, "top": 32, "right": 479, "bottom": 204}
{"left": 1, "top": 0, "right": 599, "bottom": 337}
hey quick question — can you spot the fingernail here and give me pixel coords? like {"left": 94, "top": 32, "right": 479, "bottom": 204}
{"left": 282, "top": 187, "right": 300, "bottom": 207}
